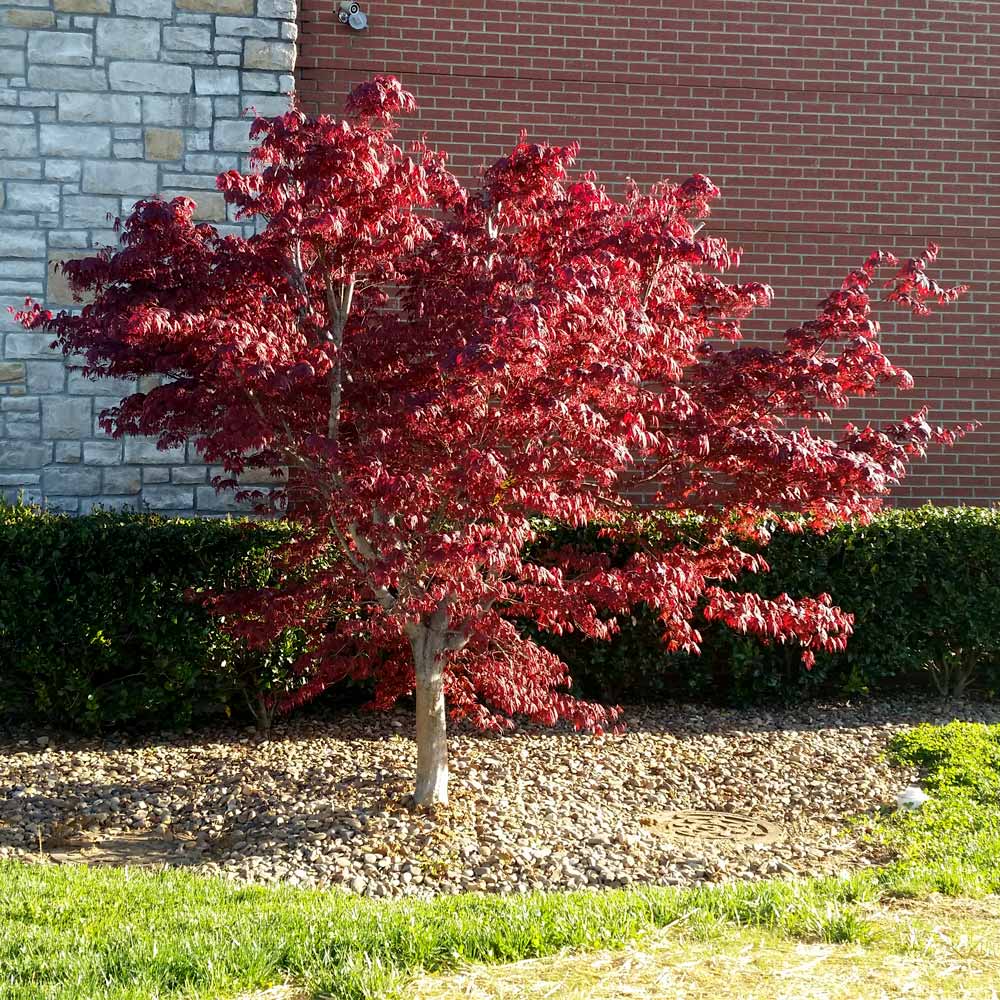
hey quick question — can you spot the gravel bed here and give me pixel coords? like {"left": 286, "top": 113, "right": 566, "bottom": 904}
{"left": 1, "top": 698, "right": 997, "bottom": 898}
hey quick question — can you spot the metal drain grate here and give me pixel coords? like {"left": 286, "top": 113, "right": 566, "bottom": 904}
{"left": 640, "top": 809, "right": 781, "bottom": 844}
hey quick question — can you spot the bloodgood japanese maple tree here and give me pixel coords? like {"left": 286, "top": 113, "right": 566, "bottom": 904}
{"left": 19, "top": 77, "right": 968, "bottom": 805}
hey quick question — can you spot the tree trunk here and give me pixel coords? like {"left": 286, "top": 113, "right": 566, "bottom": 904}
{"left": 411, "top": 629, "right": 449, "bottom": 806}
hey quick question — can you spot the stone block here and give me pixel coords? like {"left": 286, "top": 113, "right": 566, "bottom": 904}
{"left": 0, "top": 231, "right": 46, "bottom": 259}
{"left": 243, "top": 94, "right": 288, "bottom": 117}
{"left": 4, "top": 332, "right": 59, "bottom": 359}
{"left": 43, "top": 465, "right": 102, "bottom": 495}
{"left": 82, "top": 160, "right": 158, "bottom": 195}
{"left": 27, "top": 66, "right": 108, "bottom": 92}
{"left": 5, "top": 10, "right": 57, "bottom": 28}
{"left": 196, "top": 485, "right": 249, "bottom": 511}
{"left": 0, "top": 127, "right": 37, "bottom": 158}
{"left": 177, "top": 0, "right": 254, "bottom": 12}
{"left": 53, "top": 0, "right": 110, "bottom": 11}
{"left": 54, "top": 440, "right": 82, "bottom": 463}
{"left": 143, "top": 485, "right": 194, "bottom": 509}
{"left": 6, "top": 183, "right": 61, "bottom": 213}
{"left": 83, "top": 440, "right": 123, "bottom": 465}
{"left": 27, "top": 31, "right": 93, "bottom": 65}
{"left": 141, "top": 94, "right": 197, "bottom": 127}
{"left": 0, "top": 362, "right": 26, "bottom": 383}
{"left": 47, "top": 251, "right": 97, "bottom": 306}
{"left": 243, "top": 39, "right": 295, "bottom": 71}
{"left": 42, "top": 395, "right": 92, "bottom": 438}
{"left": 116, "top": 0, "right": 173, "bottom": 14}
{"left": 0, "top": 49, "right": 25, "bottom": 76}
{"left": 45, "top": 160, "right": 82, "bottom": 182}
{"left": 96, "top": 18, "right": 161, "bottom": 60}
{"left": 39, "top": 123, "right": 112, "bottom": 157}
{"left": 162, "top": 189, "right": 227, "bottom": 221}
{"left": 81, "top": 496, "right": 133, "bottom": 512}
{"left": 1, "top": 397, "right": 39, "bottom": 413}
{"left": 143, "top": 466, "right": 171, "bottom": 483}
{"left": 216, "top": 16, "right": 277, "bottom": 37}
{"left": 123, "top": 438, "right": 186, "bottom": 464}
{"left": 143, "top": 126, "right": 184, "bottom": 160}
{"left": 0, "top": 443, "right": 50, "bottom": 469}
{"left": 19, "top": 90, "right": 57, "bottom": 108}
{"left": 212, "top": 118, "right": 253, "bottom": 151}
{"left": 194, "top": 68, "right": 240, "bottom": 95}
{"left": 109, "top": 61, "right": 193, "bottom": 94}
{"left": 59, "top": 91, "right": 141, "bottom": 123}
{"left": 257, "top": 0, "right": 297, "bottom": 17}
{"left": 163, "top": 26, "right": 211, "bottom": 50}
{"left": 26, "top": 360, "right": 66, "bottom": 393}
{"left": 0, "top": 473, "right": 41, "bottom": 486}
{"left": 241, "top": 70, "right": 279, "bottom": 92}
{"left": 102, "top": 466, "right": 142, "bottom": 494}
{"left": 63, "top": 195, "right": 120, "bottom": 229}
{"left": 171, "top": 465, "right": 206, "bottom": 484}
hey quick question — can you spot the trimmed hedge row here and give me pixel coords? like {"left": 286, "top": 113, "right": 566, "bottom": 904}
{"left": 1, "top": 504, "right": 997, "bottom": 732}
{"left": 0, "top": 505, "right": 300, "bottom": 732}
{"left": 541, "top": 506, "right": 1000, "bottom": 704}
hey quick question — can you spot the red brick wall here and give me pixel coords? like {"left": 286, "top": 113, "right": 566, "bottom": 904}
{"left": 297, "top": 0, "right": 997, "bottom": 505}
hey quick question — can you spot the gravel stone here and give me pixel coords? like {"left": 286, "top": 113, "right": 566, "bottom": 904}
{"left": 1, "top": 698, "right": 995, "bottom": 898}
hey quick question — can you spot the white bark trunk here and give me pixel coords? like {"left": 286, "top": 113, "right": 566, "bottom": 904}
{"left": 411, "top": 631, "right": 449, "bottom": 806}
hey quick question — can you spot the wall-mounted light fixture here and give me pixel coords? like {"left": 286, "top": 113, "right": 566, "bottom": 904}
{"left": 339, "top": 1, "right": 368, "bottom": 30}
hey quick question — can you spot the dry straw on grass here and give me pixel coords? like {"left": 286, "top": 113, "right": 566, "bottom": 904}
{"left": 410, "top": 897, "right": 1000, "bottom": 1000}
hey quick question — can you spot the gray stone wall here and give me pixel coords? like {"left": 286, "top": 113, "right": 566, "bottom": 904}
{"left": 0, "top": 0, "right": 297, "bottom": 514}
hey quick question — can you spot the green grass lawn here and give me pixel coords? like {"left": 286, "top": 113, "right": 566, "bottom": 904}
{"left": 1, "top": 721, "right": 999, "bottom": 1000}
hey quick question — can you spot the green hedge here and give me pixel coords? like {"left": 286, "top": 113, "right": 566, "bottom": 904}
{"left": 541, "top": 506, "right": 1000, "bottom": 704}
{"left": 0, "top": 504, "right": 302, "bottom": 732}
{"left": 2, "top": 504, "right": 997, "bottom": 733}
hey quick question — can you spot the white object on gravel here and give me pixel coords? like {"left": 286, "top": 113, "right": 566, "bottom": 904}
{"left": 895, "top": 784, "right": 929, "bottom": 811}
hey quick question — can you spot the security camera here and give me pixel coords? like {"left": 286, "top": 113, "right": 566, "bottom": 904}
{"left": 338, "top": 1, "right": 368, "bottom": 29}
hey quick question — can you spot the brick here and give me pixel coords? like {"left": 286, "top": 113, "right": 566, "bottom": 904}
{"left": 26, "top": 361, "right": 67, "bottom": 394}
{"left": 144, "top": 127, "right": 184, "bottom": 160}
